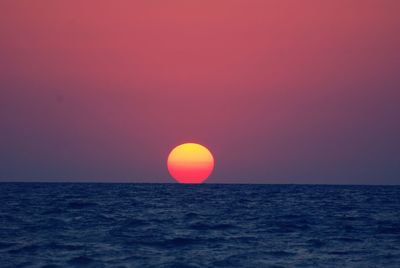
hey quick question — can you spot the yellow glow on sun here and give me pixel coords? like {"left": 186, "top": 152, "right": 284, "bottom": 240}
{"left": 167, "top": 143, "right": 214, "bottom": 184}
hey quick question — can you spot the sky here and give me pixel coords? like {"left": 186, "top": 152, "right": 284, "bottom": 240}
{"left": 0, "top": 1, "right": 399, "bottom": 184}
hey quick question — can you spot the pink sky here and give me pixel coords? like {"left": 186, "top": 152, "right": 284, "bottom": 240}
{"left": 1, "top": 1, "right": 399, "bottom": 184}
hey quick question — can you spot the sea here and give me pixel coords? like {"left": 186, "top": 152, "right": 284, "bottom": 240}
{"left": 0, "top": 183, "right": 399, "bottom": 268}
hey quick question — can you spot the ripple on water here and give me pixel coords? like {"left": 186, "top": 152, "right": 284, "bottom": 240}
{"left": 0, "top": 183, "right": 399, "bottom": 268}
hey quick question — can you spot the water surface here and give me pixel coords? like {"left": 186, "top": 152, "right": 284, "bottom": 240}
{"left": 1, "top": 183, "right": 399, "bottom": 267}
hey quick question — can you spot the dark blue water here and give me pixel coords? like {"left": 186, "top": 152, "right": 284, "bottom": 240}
{"left": 1, "top": 183, "right": 400, "bottom": 267}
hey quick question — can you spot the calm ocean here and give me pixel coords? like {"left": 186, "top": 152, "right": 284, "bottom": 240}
{"left": 1, "top": 183, "right": 399, "bottom": 267}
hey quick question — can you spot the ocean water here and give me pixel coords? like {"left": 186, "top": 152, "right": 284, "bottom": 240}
{"left": 0, "top": 183, "right": 399, "bottom": 268}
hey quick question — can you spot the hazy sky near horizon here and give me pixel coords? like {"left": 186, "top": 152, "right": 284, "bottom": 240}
{"left": 1, "top": 1, "right": 399, "bottom": 184}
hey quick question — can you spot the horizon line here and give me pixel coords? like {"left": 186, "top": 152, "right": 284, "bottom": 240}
{"left": 0, "top": 179, "right": 399, "bottom": 186}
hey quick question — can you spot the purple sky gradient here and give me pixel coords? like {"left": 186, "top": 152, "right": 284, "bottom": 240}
{"left": 1, "top": 1, "right": 399, "bottom": 184}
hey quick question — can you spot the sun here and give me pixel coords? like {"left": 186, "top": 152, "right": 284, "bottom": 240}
{"left": 167, "top": 143, "right": 214, "bottom": 184}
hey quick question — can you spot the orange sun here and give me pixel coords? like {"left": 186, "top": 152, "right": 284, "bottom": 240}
{"left": 167, "top": 143, "right": 214, "bottom": 184}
